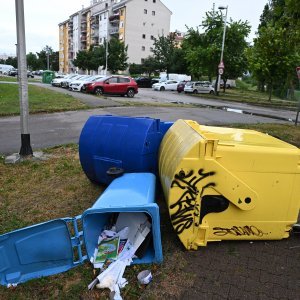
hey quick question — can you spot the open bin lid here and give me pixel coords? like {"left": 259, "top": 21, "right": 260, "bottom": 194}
{"left": 0, "top": 218, "right": 86, "bottom": 286}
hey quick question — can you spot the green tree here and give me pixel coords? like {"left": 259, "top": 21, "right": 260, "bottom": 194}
{"left": 36, "top": 45, "right": 54, "bottom": 70}
{"left": 26, "top": 52, "right": 38, "bottom": 70}
{"left": 248, "top": 0, "right": 300, "bottom": 100}
{"left": 142, "top": 56, "right": 161, "bottom": 76}
{"left": 151, "top": 34, "right": 177, "bottom": 76}
{"left": 73, "top": 45, "right": 105, "bottom": 73}
{"left": 4, "top": 56, "right": 18, "bottom": 68}
{"left": 89, "top": 45, "right": 105, "bottom": 71}
{"left": 183, "top": 11, "right": 250, "bottom": 89}
{"left": 129, "top": 63, "right": 145, "bottom": 76}
{"left": 107, "top": 38, "right": 128, "bottom": 73}
{"left": 73, "top": 50, "right": 89, "bottom": 71}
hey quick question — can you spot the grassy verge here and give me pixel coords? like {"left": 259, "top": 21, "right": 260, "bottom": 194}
{"left": 196, "top": 88, "right": 298, "bottom": 109}
{"left": 0, "top": 123, "right": 299, "bottom": 299}
{"left": 0, "top": 75, "right": 40, "bottom": 83}
{"left": 0, "top": 83, "right": 88, "bottom": 115}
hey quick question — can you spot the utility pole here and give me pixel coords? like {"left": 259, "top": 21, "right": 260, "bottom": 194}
{"left": 216, "top": 5, "right": 228, "bottom": 95}
{"left": 15, "top": 0, "right": 33, "bottom": 156}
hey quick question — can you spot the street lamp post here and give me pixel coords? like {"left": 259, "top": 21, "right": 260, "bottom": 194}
{"left": 15, "top": 0, "right": 33, "bottom": 156}
{"left": 217, "top": 5, "right": 228, "bottom": 94}
{"left": 47, "top": 51, "right": 50, "bottom": 70}
{"left": 105, "top": 37, "right": 108, "bottom": 75}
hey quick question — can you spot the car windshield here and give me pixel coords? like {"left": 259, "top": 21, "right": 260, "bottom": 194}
{"left": 90, "top": 76, "right": 104, "bottom": 82}
{"left": 186, "top": 82, "right": 193, "bottom": 86}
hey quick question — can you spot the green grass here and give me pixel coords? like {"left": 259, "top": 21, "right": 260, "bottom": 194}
{"left": 0, "top": 123, "right": 299, "bottom": 299}
{"left": 196, "top": 87, "right": 298, "bottom": 109}
{"left": 0, "top": 75, "right": 40, "bottom": 83}
{"left": 0, "top": 83, "right": 88, "bottom": 115}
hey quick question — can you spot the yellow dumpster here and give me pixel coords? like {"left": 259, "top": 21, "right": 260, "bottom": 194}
{"left": 159, "top": 119, "right": 300, "bottom": 250}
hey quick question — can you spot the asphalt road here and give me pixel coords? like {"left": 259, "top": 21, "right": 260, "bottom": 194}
{"left": 0, "top": 85, "right": 296, "bottom": 155}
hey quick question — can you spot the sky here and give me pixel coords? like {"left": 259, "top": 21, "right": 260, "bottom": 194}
{"left": 0, "top": 0, "right": 268, "bottom": 56}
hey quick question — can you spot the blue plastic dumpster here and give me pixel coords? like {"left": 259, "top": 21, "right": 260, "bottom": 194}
{"left": 79, "top": 115, "right": 173, "bottom": 184}
{"left": 0, "top": 173, "right": 162, "bottom": 286}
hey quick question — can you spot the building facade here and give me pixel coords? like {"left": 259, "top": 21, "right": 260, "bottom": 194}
{"left": 58, "top": 0, "right": 172, "bottom": 74}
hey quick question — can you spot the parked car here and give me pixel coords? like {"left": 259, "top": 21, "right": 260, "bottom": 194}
{"left": 177, "top": 81, "right": 190, "bottom": 93}
{"left": 51, "top": 74, "right": 76, "bottom": 87}
{"left": 8, "top": 69, "right": 18, "bottom": 76}
{"left": 134, "top": 77, "right": 160, "bottom": 88}
{"left": 27, "top": 71, "right": 34, "bottom": 78}
{"left": 152, "top": 80, "right": 180, "bottom": 91}
{"left": 85, "top": 75, "right": 138, "bottom": 97}
{"left": 8, "top": 69, "right": 34, "bottom": 78}
{"left": 69, "top": 75, "right": 104, "bottom": 92}
{"left": 184, "top": 81, "right": 215, "bottom": 94}
{"left": 61, "top": 75, "right": 84, "bottom": 88}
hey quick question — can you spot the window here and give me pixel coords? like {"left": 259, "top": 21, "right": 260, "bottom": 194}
{"left": 119, "top": 77, "right": 130, "bottom": 83}
{"left": 150, "top": 47, "right": 153, "bottom": 51}
{"left": 150, "top": 35, "right": 154, "bottom": 40}
{"left": 142, "top": 34, "right": 146, "bottom": 39}
{"left": 142, "top": 46, "right": 145, "bottom": 51}
{"left": 144, "top": 9, "right": 147, "bottom": 14}
{"left": 152, "top": 11, "right": 155, "bottom": 16}
{"left": 141, "top": 58, "right": 145, "bottom": 63}
{"left": 153, "top": 0, "right": 156, "bottom": 2}
{"left": 143, "top": 22, "right": 146, "bottom": 26}
{"left": 107, "top": 77, "right": 118, "bottom": 83}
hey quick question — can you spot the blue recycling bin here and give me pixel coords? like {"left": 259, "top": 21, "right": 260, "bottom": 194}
{"left": 79, "top": 115, "right": 173, "bottom": 185}
{"left": 0, "top": 173, "right": 162, "bottom": 286}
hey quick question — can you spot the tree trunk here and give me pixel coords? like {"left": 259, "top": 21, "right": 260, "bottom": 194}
{"left": 223, "top": 78, "right": 227, "bottom": 93}
{"left": 268, "top": 83, "right": 273, "bottom": 101}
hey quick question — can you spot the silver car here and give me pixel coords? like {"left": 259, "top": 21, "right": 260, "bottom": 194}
{"left": 184, "top": 81, "right": 215, "bottom": 94}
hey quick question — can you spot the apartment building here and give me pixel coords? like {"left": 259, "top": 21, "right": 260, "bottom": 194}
{"left": 59, "top": 0, "right": 172, "bottom": 74}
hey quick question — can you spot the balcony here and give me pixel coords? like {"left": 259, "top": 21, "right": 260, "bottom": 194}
{"left": 109, "top": 27, "right": 119, "bottom": 35}
{"left": 109, "top": 14, "right": 120, "bottom": 23}
{"left": 91, "top": 29, "right": 99, "bottom": 37}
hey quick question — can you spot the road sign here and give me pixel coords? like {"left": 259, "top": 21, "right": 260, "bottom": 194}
{"left": 296, "top": 67, "right": 300, "bottom": 79}
{"left": 218, "top": 61, "right": 225, "bottom": 69}
{"left": 218, "top": 68, "right": 224, "bottom": 75}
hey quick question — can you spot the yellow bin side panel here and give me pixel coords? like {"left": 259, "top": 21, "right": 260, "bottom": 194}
{"left": 159, "top": 120, "right": 300, "bottom": 250}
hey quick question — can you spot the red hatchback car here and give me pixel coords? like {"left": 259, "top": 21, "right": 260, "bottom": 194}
{"left": 85, "top": 75, "right": 138, "bottom": 98}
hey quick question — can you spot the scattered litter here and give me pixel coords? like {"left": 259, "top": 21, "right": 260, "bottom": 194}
{"left": 88, "top": 213, "right": 152, "bottom": 300}
{"left": 137, "top": 270, "right": 152, "bottom": 285}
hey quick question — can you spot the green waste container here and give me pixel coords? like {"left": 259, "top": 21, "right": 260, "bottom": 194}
{"left": 42, "top": 70, "right": 55, "bottom": 84}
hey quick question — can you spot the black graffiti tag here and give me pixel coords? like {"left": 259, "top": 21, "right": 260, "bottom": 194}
{"left": 213, "top": 226, "right": 268, "bottom": 237}
{"left": 170, "top": 169, "right": 216, "bottom": 234}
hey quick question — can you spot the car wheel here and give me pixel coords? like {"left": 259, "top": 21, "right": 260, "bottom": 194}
{"left": 94, "top": 87, "right": 103, "bottom": 96}
{"left": 127, "top": 88, "right": 135, "bottom": 98}
{"left": 177, "top": 91, "right": 181, "bottom": 93}
{"left": 193, "top": 90, "right": 198, "bottom": 94}
{"left": 160, "top": 86, "right": 165, "bottom": 91}
{"left": 209, "top": 90, "right": 215, "bottom": 95}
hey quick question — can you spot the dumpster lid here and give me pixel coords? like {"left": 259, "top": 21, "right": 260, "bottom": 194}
{"left": 0, "top": 217, "right": 86, "bottom": 286}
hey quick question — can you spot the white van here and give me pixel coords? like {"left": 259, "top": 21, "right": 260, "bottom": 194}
{"left": 0, "top": 64, "right": 14, "bottom": 75}
{"left": 159, "top": 72, "right": 191, "bottom": 82}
